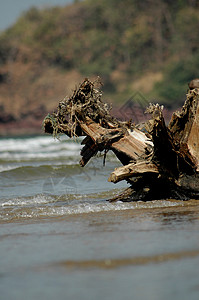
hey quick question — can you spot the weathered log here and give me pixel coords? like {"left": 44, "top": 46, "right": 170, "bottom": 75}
{"left": 108, "top": 161, "right": 159, "bottom": 183}
{"left": 168, "top": 88, "right": 199, "bottom": 172}
{"left": 43, "top": 78, "right": 199, "bottom": 201}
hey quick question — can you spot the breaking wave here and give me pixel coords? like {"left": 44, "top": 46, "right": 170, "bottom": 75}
{"left": 0, "top": 135, "right": 82, "bottom": 162}
{"left": 0, "top": 192, "right": 185, "bottom": 222}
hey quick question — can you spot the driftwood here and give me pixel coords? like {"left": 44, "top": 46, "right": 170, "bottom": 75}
{"left": 43, "top": 78, "right": 199, "bottom": 201}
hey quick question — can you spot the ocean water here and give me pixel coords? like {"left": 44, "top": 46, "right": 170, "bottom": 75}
{"left": 1, "top": 135, "right": 199, "bottom": 300}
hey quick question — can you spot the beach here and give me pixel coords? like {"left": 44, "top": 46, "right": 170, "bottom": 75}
{"left": 1, "top": 135, "right": 199, "bottom": 300}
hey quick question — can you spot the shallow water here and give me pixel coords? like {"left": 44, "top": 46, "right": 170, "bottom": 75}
{"left": 1, "top": 135, "right": 199, "bottom": 300}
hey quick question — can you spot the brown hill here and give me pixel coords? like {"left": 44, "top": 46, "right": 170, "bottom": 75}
{"left": 0, "top": 0, "right": 198, "bottom": 135}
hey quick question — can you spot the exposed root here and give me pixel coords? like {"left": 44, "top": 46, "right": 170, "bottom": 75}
{"left": 43, "top": 78, "right": 199, "bottom": 202}
{"left": 43, "top": 77, "right": 127, "bottom": 139}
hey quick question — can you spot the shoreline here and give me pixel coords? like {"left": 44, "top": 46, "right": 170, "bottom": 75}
{"left": 0, "top": 118, "right": 44, "bottom": 137}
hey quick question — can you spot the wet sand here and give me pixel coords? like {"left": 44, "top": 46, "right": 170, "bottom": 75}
{"left": 1, "top": 136, "right": 199, "bottom": 300}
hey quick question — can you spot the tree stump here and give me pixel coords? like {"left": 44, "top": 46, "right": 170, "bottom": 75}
{"left": 43, "top": 78, "right": 199, "bottom": 201}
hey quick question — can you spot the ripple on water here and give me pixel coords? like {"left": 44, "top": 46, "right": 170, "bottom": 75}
{"left": 0, "top": 192, "right": 187, "bottom": 222}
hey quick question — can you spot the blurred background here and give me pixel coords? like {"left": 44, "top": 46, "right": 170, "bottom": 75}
{"left": 0, "top": 0, "right": 199, "bottom": 136}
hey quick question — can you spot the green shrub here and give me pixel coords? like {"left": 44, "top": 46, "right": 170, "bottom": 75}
{"left": 155, "top": 51, "right": 199, "bottom": 107}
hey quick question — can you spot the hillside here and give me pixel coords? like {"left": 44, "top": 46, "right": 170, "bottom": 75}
{"left": 0, "top": 0, "right": 198, "bottom": 135}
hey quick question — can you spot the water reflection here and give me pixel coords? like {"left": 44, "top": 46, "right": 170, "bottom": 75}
{"left": 160, "top": 211, "right": 196, "bottom": 225}
{"left": 153, "top": 202, "right": 199, "bottom": 227}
